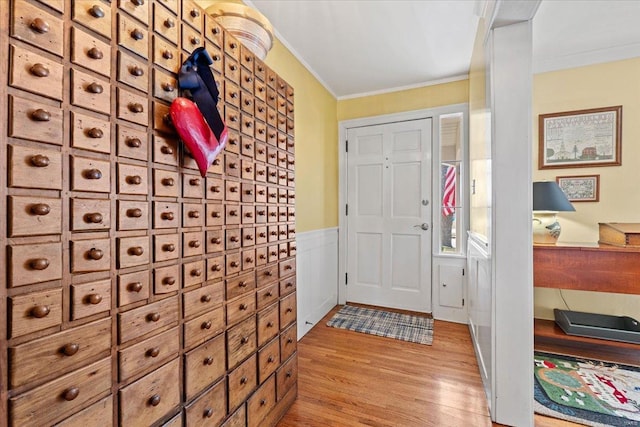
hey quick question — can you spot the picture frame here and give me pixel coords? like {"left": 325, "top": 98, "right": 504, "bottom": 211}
{"left": 539, "top": 106, "right": 622, "bottom": 169}
{"left": 556, "top": 175, "right": 600, "bottom": 202}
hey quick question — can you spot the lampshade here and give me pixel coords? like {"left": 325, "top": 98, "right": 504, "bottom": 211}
{"left": 533, "top": 181, "right": 575, "bottom": 212}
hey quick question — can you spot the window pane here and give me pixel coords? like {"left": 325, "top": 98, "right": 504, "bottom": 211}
{"left": 441, "top": 207, "right": 460, "bottom": 253}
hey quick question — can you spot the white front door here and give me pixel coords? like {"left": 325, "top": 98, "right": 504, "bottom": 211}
{"left": 346, "top": 119, "right": 432, "bottom": 312}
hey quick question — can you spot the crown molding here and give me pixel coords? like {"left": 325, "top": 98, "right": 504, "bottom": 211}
{"left": 534, "top": 43, "right": 640, "bottom": 74}
{"left": 337, "top": 74, "right": 469, "bottom": 101}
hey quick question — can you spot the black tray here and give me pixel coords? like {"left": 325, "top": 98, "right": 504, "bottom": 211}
{"left": 554, "top": 309, "right": 640, "bottom": 344}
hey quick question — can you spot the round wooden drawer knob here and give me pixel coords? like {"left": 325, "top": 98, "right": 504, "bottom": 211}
{"left": 211, "top": 238, "right": 221, "bottom": 244}
{"left": 86, "top": 82, "right": 103, "bottom": 94}
{"left": 162, "top": 82, "right": 175, "bottom": 92}
{"left": 127, "top": 175, "right": 142, "bottom": 185}
{"left": 161, "top": 145, "right": 174, "bottom": 155}
{"left": 126, "top": 137, "right": 141, "bottom": 148}
{"left": 87, "top": 294, "right": 102, "bottom": 305}
{"left": 84, "top": 169, "right": 102, "bottom": 180}
{"left": 84, "top": 212, "right": 103, "bottom": 223}
{"left": 190, "top": 36, "right": 200, "bottom": 45}
{"left": 163, "top": 244, "right": 175, "bottom": 252}
{"left": 148, "top": 395, "right": 161, "bottom": 407}
{"left": 191, "top": 269, "right": 202, "bottom": 277}
{"left": 201, "top": 294, "right": 211, "bottom": 303}
{"left": 161, "top": 177, "right": 174, "bottom": 186}
{"left": 62, "top": 343, "right": 80, "bottom": 356}
{"left": 163, "top": 50, "right": 173, "bottom": 60}
{"left": 204, "top": 357, "right": 214, "bottom": 366}
{"left": 204, "top": 408, "right": 214, "bottom": 418}
{"left": 240, "top": 376, "right": 248, "bottom": 385}
{"left": 229, "top": 210, "right": 238, "bottom": 217}
{"left": 147, "top": 347, "right": 160, "bottom": 358}
{"left": 30, "top": 154, "right": 50, "bottom": 167}
{"left": 164, "top": 17, "right": 175, "bottom": 28}
{"left": 286, "top": 370, "right": 293, "bottom": 378}
{"left": 31, "top": 109, "right": 51, "bottom": 122}
{"left": 31, "top": 305, "right": 50, "bottom": 318}
{"left": 287, "top": 338, "right": 293, "bottom": 344}
{"left": 163, "top": 277, "right": 175, "bottom": 286}
{"left": 190, "top": 178, "right": 201, "bottom": 186}
{"left": 128, "top": 246, "right": 144, "bottom": 256}
{"left": 88, "top": 248, "right": 103, "bottom": 260}
{"left": 230, "top": 236, "right": 239, "bottom": 243}
{"left": 87, "top": 47, "right": 103, "bottom": 59}
{"left": 267, "top": 322, "right": 274, "bottom": 328}
{"left": 30, "top": 203, "right": 50, "bottom": 216}
{"left": 30, "top": 18, "right": 49, "bottom": 34}
{"left": 239, "top": 304, "right": 247, "bottom": 311}
{"left": 202, "top": 321, "right": 212, "bottom": 330}
{"left": 129, "top": 103, "right": 144, "bottom": 113}
{"left": 189, "top": 240, "right": 200, "bottom": 248}
{"left": 161, "top": 212, "right": 174, "bottom": 220}
{"left": 266, "top": 291, "right": 273, "bottom": 297}
{"left": 30, "top": 63, "right": 49, "bottom": 77}
{"left": 89, "top": 4, "right": 105, "bottom": 18}
{"left": 130, "top": 29, "right": 144, "bottom": 41}
{"left": 188, "top": 211, "right": 200, "bottom": 218}
{"left": 286, "top": 282, "right": 293, "bottom": 288}
{"left": 147, "top": 312, "right": 160, "bottom": 322}
{"left": 30, "top": 258, "right": 49, "bottom": 270}
{"left": 230, "top": 261, "right": 239, "bottom": 268}
{"left": 268, "top": 355, "right": 275, "bottom": 363}
{"left": 129, "top": 66, "right": 144, "bottom": 77}
{"left": 265, "top": 271, "right": 272, "bottom": 276}
{"left": 190, "top": 9, "right": 200, "bottom": 17}
{"left": 128, "top": 282, "right": 142, "bottom": 293}
{"left": 87, "top": 127, "right": 103, "bottom": 138}
{"left": 211, "top": 265, "right": 221, "bottom": 272}
{"left": 286, "top": 308, "right": 293, "bottom": 313}
{"left": 62, "top": 387, "right": 80, "bottom": 401}
{"left": 127, "top": 208, "right": 142, "bottom": 218}
{"left": 238, "top": 281, "right": 247, "bottom": 288}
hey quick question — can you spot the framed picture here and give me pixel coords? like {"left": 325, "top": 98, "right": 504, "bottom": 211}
{"left": 539, "top": 106, "right": 622, "bottom": 169}
{"left": 556, "top": 175, "right": 600, "bottom": 202}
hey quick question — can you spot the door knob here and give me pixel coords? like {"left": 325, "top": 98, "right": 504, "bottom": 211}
{"left": 414, "top": 223, "right": 429, "bottom": 231}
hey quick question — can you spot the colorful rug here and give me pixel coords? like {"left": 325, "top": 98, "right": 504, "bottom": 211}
{"left": 534, "top": 352, "right": 640, "bottom": 426}
{"left": 326, "top": 305, "right": 433, "bottom": 345}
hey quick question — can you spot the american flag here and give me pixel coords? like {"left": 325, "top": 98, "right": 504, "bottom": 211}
{"left": 442, "top": 165, "right": 456, "bottom": 216}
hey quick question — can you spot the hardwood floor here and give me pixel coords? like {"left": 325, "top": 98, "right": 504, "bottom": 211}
{"left": 277, "top": 305, "right": 579, "bottom": 427}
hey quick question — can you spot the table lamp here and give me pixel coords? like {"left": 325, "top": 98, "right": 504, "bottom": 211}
{"left": 533, "top": 181, "right": 575, "bottom": 244}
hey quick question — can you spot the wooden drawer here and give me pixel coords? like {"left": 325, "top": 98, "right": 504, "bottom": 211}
{"left": 228, "top": 354, "right": 256, "bottom": 411}
{"left": 277, "top": 95, "right": 288, "bottom": 116}
{"left": 119, "top": 359, "right": 180, "bottom": 426}
{"left": 118, "top": 13, "right": 149, "bottom": 59}
{"left": 184, "top": 334, "right": 226, "bottom": 400}
{"left": 255, "top": 185, "right": 267, "bottom": 203}
{"left": 225, "top": 204, "right": 240, "bottom": 226}
{"left": 247, "top": 375, "right": 276, "bottom": 427}
{"left": 225, "top": 81, "right": 240, "bottom": 108}
{"left": 206, "top": 177, "right": 224, "bottom": 200}
{"left": 71, "top": 27, "right": 111, "bottom": 78}
{"left": 70, "top": 111, "right": 110, "bottom": 153}
{"left": 9, "top": 195, "right": 61, "bottom": 237}
{"left": 255, "top": 80, "right": 267, "bottom": 103}
{"left": 206, "top": 203, "right": 223, "bottom": 227}
{"left": 71, "top": 156, "right": 110, "bottom": 193}
{"left": 71, "top": 279, "right": 111, "bottom": 320}
{"left": 254, "top": 163, "right": 267, "bottom": 184}
{"left": 183, "top": 260, "right": 205, "bottom": 288}
{"left": 118, "top": 327, "right": 179, "bottom": 382}
{"left": 206, "top": 229, "right": 224, "bottom": 253}
{"left": 222, "top": 405, "right": 246, "bottom": 427}
{"left": 255, "top": 225, "right": 267, "bottom": 244}
{"left": 242, "top": 205, "right": 255, "bottom": 225}
{"left": 117, "top": 87, "right": 149, "bottom": 126}
{"left": 267, "top": 146, "right": 278, "bottom": 165}
{"left": 153, "top": 101, "right": 175, "bottom": 134}
{"left": 117, "top": 200, "right": 149, "bottom": 231}
{"left": 183, "top": 174, "right": 204, "bottom": 198}
{"left": 157, "top": 0, "right": 179, "bottom": 14}
{"left": 280, "top": 292, "right": 297, "bottom": 330}
{"left": 154, "top": 233, "right": 179, "bottom": 262}
{"left": 153, "top": 169, "right": 179, "bottom": 197}
{"left": 182, "top": 0, "right": 203, "bottom": 31}
{"left": 280, "top": 323, "right": 297, "bottom": 366}
{"left": 154, "top": 263, "right": 180, "bottom": 294}
{"left": 205, "top": 253, "right": 223, "bottom": 279}
{"left": 117, "top": 50, "right": 148, "bottom": 93}
{"left": 257, "top": 304, "right": 280, "bottom": 348}
{"left": 9, "top": 242, "right": 62, "bottom": 287}
{"left": 226, "top": 292, "right": 255, "bottom": 327}
{"left": 255, "top": 120, "right": 267, "bottom": 143}
{"left": 226, "top": 228, "right": 241, "bottom": 250}
{"left": 9, "top": 358, "right": 111, "bottom": 427}
{"left": 8, "top": 144, "right": 62, "bottom": 190}
{"left": 153, "top": 35, "right": 180, "bottom": 72}
{"left": 278, "top": 206, "right": 288, "bottom": 223}
{"left": 225, "top": 106, "right": 240, "bottom": 131}
{"left": 288, "top": 190, "right": 296, "bottom": 205}
{"left": 54, "top": 395, "right": 113, "bottom": 427}
{"left": 256, "top": 264, "right": 278, "bottom": 287}
{"left": 183, "top": 307, "right": 225, "bottom": 350}
{"left": 225, "top": 251, "right": 241, "bottom": 276}
{"left": 161, "top": 413, "right": 182, "bottom": 427}
{"left": 71, "top": 238, "right": 110, "bottom": 273}
{"left": 268, "top": 245, "right": 279, "bottom": 264}
{"left": 241, "top": 70, "right": 254, "bottom": 97}
{"left": 119, "top": 0, "right": 149, "bottom": 25}
{"left": 153, "top": 201, "right": 179, "bottom": 228}
{"left": 11, "top": 0, "right": 64, "bottom": 56}
{"left": 183, "top": 231, "right": 204, "bottom": 257}
{"left": 117, "top": 163, "right": 148, "bottom": 195}
{"left": 118, "top": 236, "right": 150, "bottom": 269}
{"left": 153, "top": 3, "right": 178, "bottom": 45}
{"left": 118, "top": 296, "right": 179, "bottom": 344}
{"left": 241, "top": 135, "right": 254, "bottom": 158}
{"left": 255, "top": 100, "right": 267, "bottom": 124}
{"left": 278, "top": 224, "right": 288, "bottom": 241}
{"left": 277, "top": 353, "right": 297, "bottom": 402}
{"left": 228, "top": 316, "right": 256, "bottom": 371}
{"left": 225, "top": 180, "right": 240, "bottom": 202}
{"left": 267, "top": 166, "right": 278, "bottom": 184}
{"left": 242, "top": 113, "right": 255, "bottom": 138}
{"left": 117, "top": 125, "right": 148, "bottom": 161}
{"left": 279, "top": 258, "right": 296, "bottom": 278}
{"left": 242, "top": 227, "right": 256, "bottom": 248}
{"left": 70, "top": 68, "right": 110, "bottom": 115}
{"left": 9, "top": 43, "right": 63, "bottom": 100}
{"left": 183, "top": 203, "right": 204, "bottom": 228}
{"left": 257, "top": 282, "right": 279, "bottom": 310}
{"left": 280, "top": 277, "right": 297, "bottom": 297}
{"left": 226, "top": 272, "right": 255, "bottom": 300}
{"left": 153, "top": 68, "right": 178, "bottom": 103}
{"left": 9, "top": 317, "right": 111, "bottom": 389}
{"left": 9, "top": 287, "right": 62, "bottom": 339}
{"left": 209, "top": 46, "right": 224, "bottom": 74}
{"left": 72, "top": 1, "right": 112, "bottom": 39}
{"left": 258, "top": 338, "right": 280, "bottom": 383}
{"left": 267, "top": 188, "right": 278, "bottom": 205}
{"left": 183, "top": 281, "right": 224, "bottom": 319}
{"left": 118, "top": 270, "right": 150, "bottom": 307}
{"left": 153, "top": 135, "right": 178, "bottom": 165}
{"left": 186, "top": 379, "right": 226, "bottom": 427}
{"left": 242, "top": 248, "right": 255, "bottom": 271}
{"left": 205, "top": 14, "right": 223, "bottom": 47}
{"left": 255, "top": 142, "right": 267, "bottom": 163}
{"left": 181, "top": 22, "right": 202, "bottom": 54}
{"left": 9, "top": 95, "right": 63, "bottom": 145}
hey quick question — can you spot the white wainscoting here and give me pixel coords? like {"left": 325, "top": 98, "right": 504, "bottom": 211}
{"left": 296, "top": 227, "right": 339, "bottom": 339}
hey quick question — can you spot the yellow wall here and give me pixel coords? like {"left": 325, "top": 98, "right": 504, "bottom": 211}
{"left": 337, "top": 80, "right": 468, "bottom": 122}
{"left": 264, "top": 39, "right": 339, "bottom": 232}
{"left": 533, "top": 57, "right": 640, "bottom": 320}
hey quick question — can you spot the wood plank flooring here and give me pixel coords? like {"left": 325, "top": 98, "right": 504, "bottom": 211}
{"left": 277, "top": 305, "right": 579, "bottom": 427}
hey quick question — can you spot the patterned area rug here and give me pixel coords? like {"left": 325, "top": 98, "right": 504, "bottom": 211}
{"left": 326, "top": 305, "right": 433, "bottom": 345}
{"left": 534, "top": 352, "right": 640, "bottom": 426}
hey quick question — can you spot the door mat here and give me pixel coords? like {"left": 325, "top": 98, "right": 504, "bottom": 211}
{"left": 326, "top": 305, "right": 433, "bottom": 345}
{"left": 534, "top": 351, "right": 640, "bottom": 426}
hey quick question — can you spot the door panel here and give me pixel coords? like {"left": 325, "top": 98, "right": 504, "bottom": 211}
{"left": 346, "top": 118, "right": 432, "bottom": 312}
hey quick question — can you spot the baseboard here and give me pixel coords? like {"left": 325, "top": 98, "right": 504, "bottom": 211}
{"left": 295, "top": 227, "right": 339, "bottom": 339}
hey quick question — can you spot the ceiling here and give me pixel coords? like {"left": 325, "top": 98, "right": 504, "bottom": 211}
{"left": 240, "top": 0, "right": 640, "bottom": 99}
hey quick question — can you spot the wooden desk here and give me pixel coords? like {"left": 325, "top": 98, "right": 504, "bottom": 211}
{"left": 533, "top": 243, "right": 640, "bottom": 364}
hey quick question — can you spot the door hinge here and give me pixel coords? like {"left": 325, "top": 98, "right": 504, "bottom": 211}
{"left": 345, "top": 140, "right": 348, "bottom": 152}
{"left": 462, "top": 268, "right": 465, "bottom": 276}
{"left": 462, "top": 298, "right": 465, "bottom": 307}
{"left": 345, "top": 204, "right": 348, "bottom": 216}
{"left": 345, "top": 272, "right": 348, "bottom": 285}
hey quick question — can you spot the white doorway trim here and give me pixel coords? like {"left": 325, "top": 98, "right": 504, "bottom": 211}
{"left": 338, "top": 103, "right": 468, "bottom": 306}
